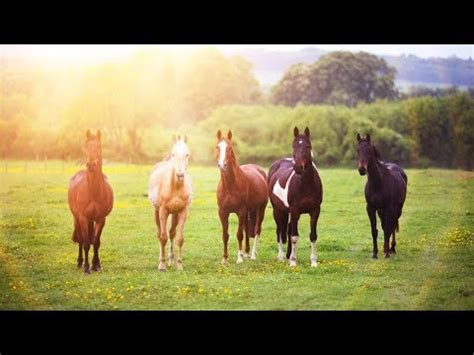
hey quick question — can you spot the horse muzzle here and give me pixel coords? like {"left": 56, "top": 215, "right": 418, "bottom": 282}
{"left": 358, "top": 165, "right": 367, "bottom": 176}
{"left": 176, "top": 173, "right": 185, "bottom": 181}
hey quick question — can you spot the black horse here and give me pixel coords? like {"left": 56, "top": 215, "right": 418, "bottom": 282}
{"left": 268, "top": 127, "right": 323, "bottom": 267}
{"left": 356, "top": 133, "right": 407, "bottom": 259}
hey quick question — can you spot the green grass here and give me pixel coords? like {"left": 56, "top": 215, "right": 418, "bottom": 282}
{"left": 0, "top": 160, "right": 473, "bottom": 310}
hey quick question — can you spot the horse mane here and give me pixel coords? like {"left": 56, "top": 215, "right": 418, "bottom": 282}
{"left": 373, "top": 145, "right": 383, "bottom": 162}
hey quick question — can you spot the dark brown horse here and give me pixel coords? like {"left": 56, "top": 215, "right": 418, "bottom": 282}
{"left": 356, "top": 133, "right": 407, "bottom": 259}
{"left": 68, "top": 130, "right": 114, "bottom": 274}
{"left": 216, "top": 130, "right": 268, "bottom": 264}
{"left": 268, "top": 127, "right": 323, "bottom": 267}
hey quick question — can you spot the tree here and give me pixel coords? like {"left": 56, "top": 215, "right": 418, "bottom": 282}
{"left": 272, "top": 51, "right": 398, "bottom": 107}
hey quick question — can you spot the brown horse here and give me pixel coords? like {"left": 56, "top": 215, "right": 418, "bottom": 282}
{"left": 215, "top": 130, "right": 268, "bottom": 264}
{"left": 68, "top": 130, "right": 114, "bottom": 274}
{"left": 148, "top": 134, "right": 192, "bottom": 271}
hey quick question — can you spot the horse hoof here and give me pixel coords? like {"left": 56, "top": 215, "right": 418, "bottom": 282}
{"left": 390, "top": 249, "right": 396, "bottom": 254}
{"left": 289, "top": 260, "right": 297, "bottom": 267}
{"left": 176, "top": 262, "right": 183, "bottom": 271}
{"left": 311, "top": 261, "right": 318, "bottom": 268}
{"left": 251, "top": 253, "right": 257, "bottom": 260}
{"left": 221, "top": 258, "right": 228, "bottom": 265}
{"left": 243, "top": 253, "right": 250, "bottom": 258}
{"left": 236, "top": 258, "right": 243, "bottom": 264}
{"left": 384, "top": 254, "right": 390, "bottom": 259}
{"left": 84, "top": 269, "right": 90, "bottom": 275}
{"left": 372, "top": 255, "right": 378, "bottom": 259}
{"left": 277, "top": 254, "right": 285, "bottom": 262}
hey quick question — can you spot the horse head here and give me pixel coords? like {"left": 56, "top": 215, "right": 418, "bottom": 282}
{"left": 84, "top": 129, "right": 102, "bottom": 173}
{"left": 215, "top": 130, "right": 235, "bottom": 171}
{"left": 356, "top": 133, "right": 377, "bottom": 176}
{"left": 292, "top": 126, "right": 312, "bottom": 175}
{"left": 171, "top": 134, "right": 190, "bottom": 182}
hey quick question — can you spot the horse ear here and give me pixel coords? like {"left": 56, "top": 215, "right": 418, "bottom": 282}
{"left": 357, "top": 133, "right": 361, "bottom": 142}
{"left": 86, "top": 129, "right": 91, "bottom": 139}
{"left": 217, "top": 130, "right": 222, "bottom": 141}
{"left": 227, "top": 130, "right": 232, "bottom": 141}
{"left": 366, "top": 134, "right": 371, "bottom": 143}
{"left": 304, "top": 127, "right": 310, "bottom": 138}
{"left": 293, "top": 126, "right": 299, "bottom": 138}
{"left": 184, "top": 135, "right": 188, "bottom": 143}
{"left": 96, "top": 130, "right": 101, "bottom": 141}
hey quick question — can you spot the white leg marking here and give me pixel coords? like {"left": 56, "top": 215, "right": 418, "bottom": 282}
{"left": 251, "top": 234, "right": 259, "bottom": 260}
{"left": 289, "top": 236, "right": 298, "bottom": 267}
{"left": 311, "top": 241, "right": 318, "bottom": 267}
{"left": 236, "top": 250, "right": 244, "bottom": 264}
{"left": 278, "top": 238, "right": 285, "bottom": 261}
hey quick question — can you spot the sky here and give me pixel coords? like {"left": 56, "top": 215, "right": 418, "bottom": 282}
{"left": 1, "top": 45, "right": 472, "bottom": 65}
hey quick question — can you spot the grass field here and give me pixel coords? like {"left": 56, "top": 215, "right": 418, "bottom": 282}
{"left": 0, "top": 160, "right": 473, "bottom": 310}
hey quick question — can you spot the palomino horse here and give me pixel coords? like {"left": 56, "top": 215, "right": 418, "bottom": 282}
{"left": 148, "top": 135, "right": 192, "bottom": 271}
{"left": 268, "top": 127, "right": 323, "bottom": 267}
{"left": 68, "top": 130, "right": 114, "bottom": 274}
{"left": 356, "top": 133, "right": 407, "bottom": 259}
{"left": 215, "top": 130, "right": 268, "bottom": 264}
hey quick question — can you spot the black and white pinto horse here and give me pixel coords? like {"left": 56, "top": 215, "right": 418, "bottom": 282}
{"left": 356, "top": 133, "right": 407, "bottom": 259}
{"left": 268, "top": 127, "right": 323, "bottom": 267}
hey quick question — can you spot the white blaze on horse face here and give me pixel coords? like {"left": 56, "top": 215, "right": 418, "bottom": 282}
{"left": 217, "top": 141, "right": 227, "bottom": 169}
{"left": 172, "top": 140, "right": 190, "bottom": 176}
{"left": 272, "top": 170, "right": 295, "bottom": 208}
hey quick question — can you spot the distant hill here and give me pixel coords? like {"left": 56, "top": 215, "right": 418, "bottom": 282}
{"left": 227, "top": 47, "right": 474, "bottom": 91}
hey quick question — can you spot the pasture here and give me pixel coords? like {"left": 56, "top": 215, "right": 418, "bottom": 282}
{"left": 0, "top": 160, "right": 473, "bottom": 310}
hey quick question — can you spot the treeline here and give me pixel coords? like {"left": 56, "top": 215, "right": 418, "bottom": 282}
{"left": 187, "top": 93, "right": 474, "bottom": 170}
{"left": 1, "top": 48, "right": 473, "bottom": 170}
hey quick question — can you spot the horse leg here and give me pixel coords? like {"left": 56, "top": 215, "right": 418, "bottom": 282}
{"left": 391, "top": 206, "right": 402, "bottom": 253}
{"left": 382, "top": 209, "right": 393, "bottom": 259}
{"left": 251, "top": 208, "right": 264, "bottom": 260}
{"left": 168, "top": 213, "right": 178, "bottom": 266}
{"left": 218, "top": 208, "right": 230, "bottom": 265}
{"left": 273, "top": 209, "right": 288, "bottom": 261}
{"left": 92, "top": 217, "right": 105, "bottom": 272}
{"left": 158, "top": 206, "right": 169, "bottom": 271}
{"left": 175, "top": 209, "right": 188, "bottom": 271}
{"left": 236, "top": 209, "right": 246, "bottom": 263}
{"left": 73, "top": 217, "right": 83, "bottom": 268}
{"left": 390, "top": 231, "right": 396, "bottom": 254}
{"left": 244, "top": 212, "right": 251, "bottom": 258}
{"left": 78, "top": 216, "right": 91, "bottom": 274}
{"left": 367, "top": 204, "right": 378, "bottom": 259}
{"left": 310, "top": 207, "right": 321, "bottom": 267}
{"left": 288, "top": 210, "right": 300, "bottom": 267}
{"left": 77, "top": 242, "right": 83, "bottom": 268}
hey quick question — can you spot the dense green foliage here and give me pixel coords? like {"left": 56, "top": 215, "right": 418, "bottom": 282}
{"left": 271, "top": 52, "right": 398, "bottom": 107}
{"left": 188, "top": 93, "right": 474, "bottom": 169}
